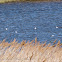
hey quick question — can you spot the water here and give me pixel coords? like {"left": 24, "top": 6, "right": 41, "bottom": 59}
{"left": 0, "top": 2, "right": 62, "bottom": 43}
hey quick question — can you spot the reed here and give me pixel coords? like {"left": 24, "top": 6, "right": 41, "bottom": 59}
{"left": 0, "top": 38, "right": 62, "bottom": 62}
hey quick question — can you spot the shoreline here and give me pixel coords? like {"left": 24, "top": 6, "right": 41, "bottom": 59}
{"left": 0, "top": 0, "right": 61, "bottom": 4}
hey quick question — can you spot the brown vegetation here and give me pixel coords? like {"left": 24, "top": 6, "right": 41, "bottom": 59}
{"left": 0, "top": 38, "right": 62, "bottom": 62}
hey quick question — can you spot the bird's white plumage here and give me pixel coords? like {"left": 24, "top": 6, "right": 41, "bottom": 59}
{"left": 51, "top": 35, "right": 54, "bottom": 37}
{"left": 15, "top": 31, "right": 17, "bottom": 33}
{"left": 6, "top": 28, "right": 8, "bottom": 30}
{"left": 34, "top": 27, "right": 37, "bottom": 30}
{"left": 56, "top": 26, "right": 58, "bottom": 28}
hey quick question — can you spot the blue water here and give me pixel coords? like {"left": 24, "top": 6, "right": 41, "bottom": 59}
{"left": 0, "top": 2, "right": 62, "bottom": 43}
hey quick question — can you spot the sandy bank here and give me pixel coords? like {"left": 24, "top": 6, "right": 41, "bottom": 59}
{"left": 0, "top": 38, "right": 62, "bottom": 62}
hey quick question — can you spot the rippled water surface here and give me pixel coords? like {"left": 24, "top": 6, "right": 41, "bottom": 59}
{"left": 0, "top": 2, "right": 62, "bottom": 43}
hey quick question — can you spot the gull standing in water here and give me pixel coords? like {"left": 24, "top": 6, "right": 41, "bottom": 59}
{"left": 5, "top": 28, "right": 8, "bottom": 30}
{"left": 56, "top": 26, "right": 58, "bottom": 28}
{"left": 15, "top": 31, "right": 17, "bottom": 33}
{"left": 34, "top": 27, "right": 37, "bottom": 30}
{"left": 51, "top": 35, "right": 54, "bottom": 37}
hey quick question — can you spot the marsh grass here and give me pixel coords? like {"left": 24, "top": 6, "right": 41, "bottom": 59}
{"left": 0, "top": 38, "right": 62, "bottom": 62}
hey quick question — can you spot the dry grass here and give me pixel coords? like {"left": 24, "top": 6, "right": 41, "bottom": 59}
{"left": 0, "top": 38, "right": 62, "bottom": 62}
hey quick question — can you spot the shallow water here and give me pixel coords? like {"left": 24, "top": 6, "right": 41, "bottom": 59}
{"left": 0, "top": 2, "right": 62, "bottom": 43}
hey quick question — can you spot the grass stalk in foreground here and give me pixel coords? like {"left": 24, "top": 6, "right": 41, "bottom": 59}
{"left": 0, "top": 38, "right": 62, "bottom": 62}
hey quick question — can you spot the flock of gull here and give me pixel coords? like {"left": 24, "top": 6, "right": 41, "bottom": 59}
{"left": 5, "top": 26, "right": 59, "bottom": 37}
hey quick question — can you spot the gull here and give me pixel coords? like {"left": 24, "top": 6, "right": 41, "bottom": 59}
{"left": 34, "top": 27, "right": 37, "bottom": 30}
{"left": 56, "top": 26, "right": 58, "bottom": 28}
{"left": 5, "top": 28, "right": 8, "bottom": 30}
{"left": 15, "top": 31, "right": 17, "bottom": 33}
{"left": 51, "top": 35, "right": 54, "bottom": 37}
